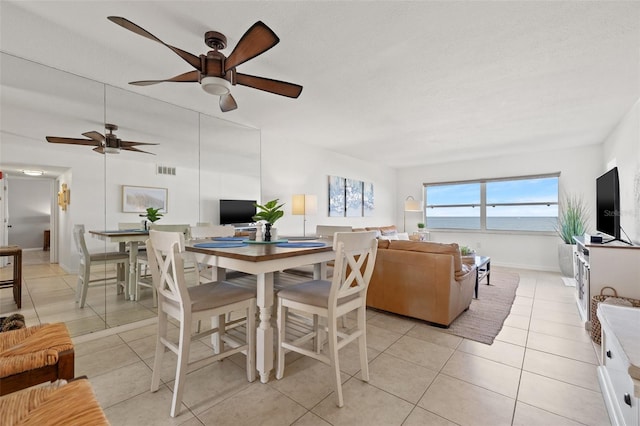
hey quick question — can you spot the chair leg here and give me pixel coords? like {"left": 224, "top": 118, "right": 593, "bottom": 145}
{"left": 170, "top": 317, "right": 191, "bottom": 418}
{"left": 313, "top": 314, "right": 321, "bottom": 354}
{"left": 327, "top": 317, "right": 343, "bottom": 408}
{"left": 275, "top": 299, "right": 286, "bottom": 380}
{"left": 150, "top": 311, "right": 167, "bottom": 393}
{"left": 79, "top": 264, "right": 90, "bottom": 308}
{"left": 246, "top": 301, "right": 257, "bottom": 382}
{"left": 357, "top": 306, "right": 369, "bottom": 382}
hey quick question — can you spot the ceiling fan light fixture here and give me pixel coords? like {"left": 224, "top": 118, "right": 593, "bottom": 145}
{"left": 104, "top": 147, "right": 120, "bottom": 154}
{"left": 201, "top": 76, "right": 231, "bottom": 96}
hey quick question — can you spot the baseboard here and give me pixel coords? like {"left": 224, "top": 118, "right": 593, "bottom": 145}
{"left": 72, "top": 317, "right": 157, "bottom": 344}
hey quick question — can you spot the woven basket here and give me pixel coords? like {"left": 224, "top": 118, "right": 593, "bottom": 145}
{"left": 590, "top": 286, "right": 640, "bottom": 344}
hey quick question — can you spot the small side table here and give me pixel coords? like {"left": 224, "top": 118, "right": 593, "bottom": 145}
{"left": 0, "top": 245, "right": 22, "bottom": 308}
{"left": 474, "top": 255, "right": 491, "bottom": 298}
{"left": 43, "top": 230, "right": 51, "bottom": 251}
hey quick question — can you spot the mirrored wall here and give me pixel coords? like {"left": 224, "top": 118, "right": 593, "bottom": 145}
{"left": 0, "top": 52, "right": 261, "bottom": 336}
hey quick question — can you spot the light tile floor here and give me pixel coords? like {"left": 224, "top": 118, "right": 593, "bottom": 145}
{"left": 1, "top": 253, "right": 610, "bottom": 425}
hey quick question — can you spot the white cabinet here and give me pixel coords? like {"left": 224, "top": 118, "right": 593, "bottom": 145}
{"left": 573, "top": 237, "right": 640, "bottom": 324}
{"left": 597, "top": 304, "right": 640, "bottom": 426}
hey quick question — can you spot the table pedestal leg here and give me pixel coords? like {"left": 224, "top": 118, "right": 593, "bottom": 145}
{"left": 256, "top": 272, "right": 274, "bottom": 383}
{"left": 128, "top": 243, "right": 139, "bottom": 301}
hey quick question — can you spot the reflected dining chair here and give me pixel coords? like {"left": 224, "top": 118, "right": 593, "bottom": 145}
{"left": 72, "top": 224, "right": 129, "bottom": 308}
{"left": 275, "top": 231, "right": 378, "bottom": 407}
{"left": 146, "top": 230, "right": 256, "bottom": 417}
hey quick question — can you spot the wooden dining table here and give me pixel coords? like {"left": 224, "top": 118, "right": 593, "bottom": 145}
{"left": 186, "top": 240, "right": 335, "bottom": 383}
{"left": 88, "top": 229, "right": 149, "bottom": 300}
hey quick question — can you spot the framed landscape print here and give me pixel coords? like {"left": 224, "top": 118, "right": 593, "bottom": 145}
{"left": 122, "top": 185, "right": 168, "bottom": 213}
{"left": 328, "top": 176, "right": 346, "bottom": 217}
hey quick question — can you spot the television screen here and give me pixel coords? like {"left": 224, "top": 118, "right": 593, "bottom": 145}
{"left": 219, "top": 199, "right": 256, "bottom": 225}
{"left": 596, "top": 167, "right": 620, "bottom": 240}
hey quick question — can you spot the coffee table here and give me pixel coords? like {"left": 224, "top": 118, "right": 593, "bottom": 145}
{"left": 474, "top": 255, "right": 491, "bottom": 298}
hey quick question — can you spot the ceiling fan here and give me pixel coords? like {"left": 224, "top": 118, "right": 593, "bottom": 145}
{"left": 46, "top": 124, "right": 158, "bottom": 155}
{"left": 108, "top": 16, "right": 303, "bottom": 112}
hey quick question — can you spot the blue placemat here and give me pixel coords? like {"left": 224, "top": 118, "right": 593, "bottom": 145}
{"left": 276, "top": 242, "right": 327, "bottom": 248}
{"left": 193, "top": 242, "right": 247, "bottom": 248}
{"left": 212, "top": 237, "right": 249, "bottom": 241}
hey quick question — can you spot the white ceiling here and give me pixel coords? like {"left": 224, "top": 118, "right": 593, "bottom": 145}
{"left": 1, "top": 1, "right": 639, "bottom": 168}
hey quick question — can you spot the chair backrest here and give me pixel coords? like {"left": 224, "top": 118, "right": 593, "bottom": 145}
{"left": 118, "top": 222, "right": 143, "bottom": 230}
{"left": 146, "top": 230, "right": 189, "bottom": 308}
{"left": 72, "top": 224, "right": 89, "bottom": 262}
{"left": 149, "top": 224, "right": 191, "bottom": 240}
{"left": 329, "top": 231, "right": 378, "bottom": 308}
{"left": 190, "top": 225, "right": 235, "bottom": 239}
{"left": 316, "top": 225, "right": 353, "bottom": 240}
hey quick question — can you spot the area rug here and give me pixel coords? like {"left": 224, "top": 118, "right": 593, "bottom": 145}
{"left": 441, "top": 270, "right": 520, "bottom": 345}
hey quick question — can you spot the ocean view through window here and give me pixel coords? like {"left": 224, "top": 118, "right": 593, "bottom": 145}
{"left": 424, "top": 174, "right": 559, "bottom": 232}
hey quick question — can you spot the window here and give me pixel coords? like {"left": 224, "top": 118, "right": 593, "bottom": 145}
{"left": 426, "top": 183, "right": 481, "bottom": 230}
{"left": 424, "top": 174, "right": 559, "bottom": 232}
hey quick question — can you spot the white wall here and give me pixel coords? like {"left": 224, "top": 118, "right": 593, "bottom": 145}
{"left": 260, "top": 132, "right": 397, "bottom": 236}
{"left": 397, "top": 144, "right": 602, "bottom": 271}
{"left": 602, "top": 98, "right": 640, "bottom": 245}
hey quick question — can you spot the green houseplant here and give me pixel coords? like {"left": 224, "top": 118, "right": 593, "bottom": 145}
{"left": 417, "top": 222, "right": 425, "bottom": 229}
{"left": 556, "top": 194, "right": 588, "bottom": 276}
{"left": 140, "top": 207, "right": 163, "bottom": 229}
{"left": 253, "top": 199, "right": 285, "bottom": 241}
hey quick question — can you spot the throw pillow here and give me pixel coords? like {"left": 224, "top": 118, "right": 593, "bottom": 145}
{"left": 396, "top": 232, "right": 410, "bottom": 240}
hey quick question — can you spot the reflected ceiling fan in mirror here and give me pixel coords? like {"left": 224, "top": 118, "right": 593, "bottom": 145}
{"left": 107, "top": 16, "right": 303, "bottom": 112}
{"left": 46, "top": 124, "right": 158, "bottom": 155}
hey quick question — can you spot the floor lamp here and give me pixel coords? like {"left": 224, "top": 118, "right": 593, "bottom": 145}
{"left": 404, "top": 196, "right": 421, "bottom": 232}
{"left": 292, "top": 194, "right": 318, "bottom": 237}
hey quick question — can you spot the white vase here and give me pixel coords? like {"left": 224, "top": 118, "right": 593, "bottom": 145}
{"left": 558, "top": 243, "right": 574, "bottom": 277}
{"left": 271, "top": 227, "right": 278, "bottom": 242}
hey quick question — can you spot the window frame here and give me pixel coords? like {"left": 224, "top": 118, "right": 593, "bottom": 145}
{"left": 423, "top": 173, "right": 560, "bottom": 234}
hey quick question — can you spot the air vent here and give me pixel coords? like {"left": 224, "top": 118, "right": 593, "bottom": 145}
{"left": 157, "top": 165, "right": 176, "bottom": 176}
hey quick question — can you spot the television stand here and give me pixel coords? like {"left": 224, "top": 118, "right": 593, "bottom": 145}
{"left": 573, "top": 236, "right": 640, "bottom": 325}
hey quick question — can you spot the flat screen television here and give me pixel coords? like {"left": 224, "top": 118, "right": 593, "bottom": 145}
{"left": 596, "top": 167, "right": 621, "bottom": 241}
{"left": 219, "top": 199, "right": 256, "bottom": 225}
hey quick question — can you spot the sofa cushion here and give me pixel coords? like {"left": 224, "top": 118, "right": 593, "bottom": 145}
{"left": 379, "top": 225, "right": 397, "bottom": 236}
{"left": 386, "top": 240, "right": 463, "bottom": 273}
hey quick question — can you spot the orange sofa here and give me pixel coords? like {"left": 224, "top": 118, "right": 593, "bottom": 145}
{"left": 366, "top": 240, "right": 476, "bottom": 327}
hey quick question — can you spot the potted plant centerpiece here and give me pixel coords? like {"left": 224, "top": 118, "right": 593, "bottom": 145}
{"left": 140, "top": 207, "right": 163, "bottom": 230}
{"left": 253, "top": 199, "right": 285, "bottom": 241}
{"left": 556, "top": 194, "right": 588, "bottom": 277}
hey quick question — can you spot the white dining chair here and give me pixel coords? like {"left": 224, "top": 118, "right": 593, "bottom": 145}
{"left": 73, "top": 224, "right": 130, "bottom": 308}
{"left": 146, "top": 230, "right": 257, "bottom": 417}
{"left": 190, "top": 225, "right": 236, "bottom": 282}
{"left": 275, "top": 231, "right": 378, "bottom": 407}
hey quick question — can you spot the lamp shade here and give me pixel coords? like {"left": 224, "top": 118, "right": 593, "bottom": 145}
{"left": 404, "top": 196, "right": 421, "bottom": 212}
{"left": 292, "top": 194, "right": 318, "bottom": 215}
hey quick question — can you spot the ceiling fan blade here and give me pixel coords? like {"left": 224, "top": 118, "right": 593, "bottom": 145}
{"left": 129, "top": 70, "right": 200, "bottom": 86}
{"left": 93, "top": 146, "right": 106, "bottom": 154}
{"left": 220, "top": 94, "right": 238, "bottom": 112}
{"left": 120, "top": 140, "right": 159, "bottom": 147}
{"left": 235, "top": 73, "right": 303, "bottom": 98}
{"left": 108, "top": 16, "right": 201, "bottom": 70}
{"left": 46, "top": 136, "right": 101, "bottom": 147}
{"left": 224, "top": 21, "right": 279, "bottom": 71}
{"left": 81, "top": 131, "right": 105, "bottom": 142}
{"left": 122, "top": 146, "right": 155, "bottom": 155}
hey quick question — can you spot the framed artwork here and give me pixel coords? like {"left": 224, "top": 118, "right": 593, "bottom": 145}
{"left": 363, "top": 181, "right": 374, "bottom": 216}
{"left": 346, "top": 178, "right": 363, "bottom": 217}
{"left": 122, "top": 185, "right": 168, "bottom": 213}
{"left": 328, "top": 176, "right": 346, "bottom": 217}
